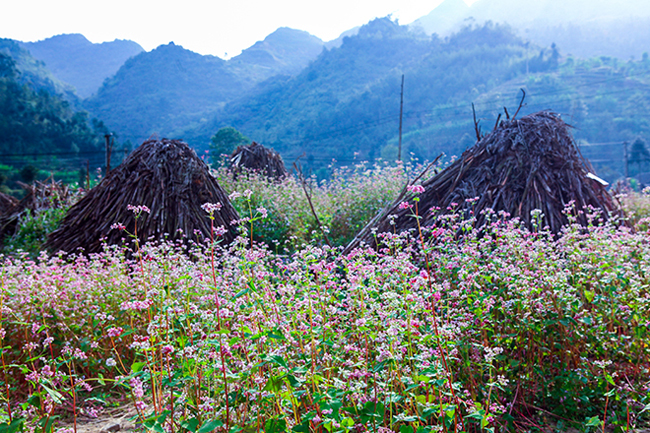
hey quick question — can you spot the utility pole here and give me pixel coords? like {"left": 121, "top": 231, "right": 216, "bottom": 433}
{"left": 398, "top": 74, "right": 404, "bottom": 161}
{"left": 624, "top": 141, "right": 629, "bottom": 179}
{"left": 105, "top": 133, "right": 112, "bottom": 174}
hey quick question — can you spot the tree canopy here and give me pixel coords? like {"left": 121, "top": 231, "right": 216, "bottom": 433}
{"left": 209, "top": 127, "right": 250, "bottom": 164}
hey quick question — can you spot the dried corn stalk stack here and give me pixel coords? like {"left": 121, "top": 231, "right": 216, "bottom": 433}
{"left": 230, "top": 141, "right": 288, "bottom": 179}
{"left": 0, "top": 179, "right": 71, "bottom": 244}
{"left": 0, "top": 192, "right": 18, "bottom": 216}
{"left": 47, "top": 138, "right": 239, "bottom": 254}
{"left": 349, "top": 111, "right": 619, "bottom": 249}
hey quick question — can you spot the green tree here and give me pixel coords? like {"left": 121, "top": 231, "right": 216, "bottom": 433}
{"left": 629, "top": 137, "right": 650, "bottom": 175}
{"left": 209, "top": 127, "right": 250, "bottom": 164}
{"left": 0, "top": 53, "right": 17, "bottom": 79}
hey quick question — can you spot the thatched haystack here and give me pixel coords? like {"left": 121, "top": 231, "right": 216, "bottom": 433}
{"left": 0, "top": 192, "right": 18, "bottom": 216}
{"left": 349, "top": 111, "right": 619, "bottom": 249}
{"left": 230, "top": 141, "right": 288, "bottom": 179}
{"left": 47, "top": 139, "right": 239, "bottom": 254}
{"left": 0, "top": 179, "right": 70, "bottom": 244}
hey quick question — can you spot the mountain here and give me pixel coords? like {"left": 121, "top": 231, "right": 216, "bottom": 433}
{"left": 179, "top": 19, "right": 533, "bottom": 174}
{"left": 21, "top": 34, "right": 144, "bottom": 98}
{"left": 409, "top": 0, "right": 650, "bottom": 59}
{"left": 84, "top": 42, "right": 247, "bottom": 144}
{"left": 0, "top": 38, "right": 77, "bottom": 103}
{"left": 84, "top": 28, "right": 326, "bottom": 144}
{"left": 0, "top": 49, "right": 105, "bottom": 190}
{"left": 409, "top": 0, "right": 470, "bottom": 37}
{"left": 229, "top": 27, "right": 324, "bottom": 80}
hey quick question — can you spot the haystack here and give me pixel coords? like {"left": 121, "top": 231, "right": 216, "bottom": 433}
{"left": 47, "top": 139, "right": 239, "bottom": 254}
{"left": 230, "top": 141, "right": 288, "bottom": 179}
{"left": 348, "top": 111, "right": 619, "bottom": 249}
{"left": 0, "top": 192, "right": 17, "bottom": 216}
{"left": 0, "top": 179, "right": 70, "bottom": 244}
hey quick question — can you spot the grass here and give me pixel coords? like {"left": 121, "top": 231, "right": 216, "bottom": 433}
{"left": 0, "top": 163, "right": 648, "bottom": 433}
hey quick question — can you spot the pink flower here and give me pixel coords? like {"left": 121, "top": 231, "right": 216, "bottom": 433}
{"left": 130, "top": 377, "right": 144, "bottom": 399}
{"left": 107, "top": 327, "right": 123, "bottom": 338}
{"left": 161, "top": 345, "right": 174, "bottom": 355}
{"left": 127, "top": 205, "right": 150, "bottom": 215}
{"left": 201, "top": 202, "right": 222, "bottom": 214}
{"left": 399, "top": 201, "right": 411, "bottom": 210}
{"left": 407, "top": 184, "right": 425, "bottom": 194}
{"left": 213, "top": 226, "right": 227, "bottom": 236}
{"left": 256, "top": 207, "right": 268, "bottom": 218}
{"left": 110, "top": 223, "right": 126, "bottom": 231}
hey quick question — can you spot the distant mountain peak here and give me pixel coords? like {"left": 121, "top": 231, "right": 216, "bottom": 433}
{"left": 409, "top": 0, "right": 470, "bottom": 36}
{"left": 21, "top": 34, "right": 143, "bottom": 98}
{"left": 230, "top": 27, "right": 323, "bottom": 77}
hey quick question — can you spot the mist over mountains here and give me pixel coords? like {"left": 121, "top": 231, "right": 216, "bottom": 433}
{"left": 410, "top": 0, "right": 650, "bottom": 59}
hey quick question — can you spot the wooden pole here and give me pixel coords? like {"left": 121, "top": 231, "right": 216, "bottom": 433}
{"left": 624, "top": 141, "right": 629, "bottom": 179}
{"left": 105, "top": 134, "right": 112, "bottom": 174}
{"left": 398, "top": 74, "right": 404, "bottom": 161}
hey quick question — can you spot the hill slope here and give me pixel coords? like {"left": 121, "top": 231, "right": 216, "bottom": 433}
{"left": 181, "top": 19, "right": 532, "bottom": 172}
{"left": 84, "top": 42, "right": 247, "bottom": 143}
{"left": 0, "top": 38, "right": 78, "bottom": 103}
{"left": 84, "top": 28, "right": 324, "bottom": 144}
{"left": 229, "top": 27, "right": 324, "bottom": 80}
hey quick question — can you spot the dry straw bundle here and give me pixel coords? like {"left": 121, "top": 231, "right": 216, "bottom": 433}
{"left": 0, "top": 179, "right": 70, "bottom": 244}
{"left": 0, "top": 192, "right": 17, "bottom": 216}
{"left": 230, "top": 141, "right": 288, "bottom": 179}
{"left": 349, "top": 111, "right": 619, "bottom": 249}
{"left": 47, "top": 139, "right": 239, "bottom": 254}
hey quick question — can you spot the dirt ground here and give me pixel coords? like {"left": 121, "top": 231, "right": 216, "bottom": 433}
{"left": 63, "top": 403, "right": 139, "bottom": 433}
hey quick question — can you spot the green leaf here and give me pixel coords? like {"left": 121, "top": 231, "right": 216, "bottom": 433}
{"left": 181, "top": 418, "right": 199, "bottom": 432}
{"left": 233, "top": 288, "right": 250, "bottom": 299}
{"left": 0, "top": 417, "right": 25, "bottom": 433}
{"left": 585, "top": 416, "right": 601, "bottom": 427}
{"left": 131, "top": 361, "right": 146, "bottom": 373}
{"left": 265, "top": 418, "right": 287, "bottom": 433}
{"left": 41, "top": 383, "right": 64, "bottom": 404}
{"left": 37, "top": 415, "right": 59, "bottom": 433}
{"left": 269, "top": 355, "right": 288, "bottom": 369}
{"left": 198, "top": 419, "right": 223, "bottom": 433}
{"left": 584, "top": 290, "right": 595, "bottom": 303}
{"left": 268, "top": 330, "right": 285, "bottom": 341}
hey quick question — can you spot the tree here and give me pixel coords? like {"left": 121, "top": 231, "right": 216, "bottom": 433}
{"left": 629, "top": 137, "right": 650, "bottom": 175}
{"left": 0, "top": 53, "right": 17, "bottom": 79}
{"left": 209, "top": 127, "right": 250, "bottom": 165}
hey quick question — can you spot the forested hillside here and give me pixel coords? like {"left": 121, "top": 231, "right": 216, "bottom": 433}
{"left": 4, "top": 16, "right": 650, "bottom": 185}
{"left": 0, "top": 50, "right": 105, "bottom": 191}
{"left": 0, "top": 38, "right": 78, "bottom": 104}
{"left": 84, "top": 42, "right": 249, "bottom": 144}
{"left": 177, "top": 19, "right": 649, "bottom": 182}
{"left": 181, "top": 20, "right": 536, "bottom": 173}
{"left": 83, "top": 28, "right": 325, "bottom": 144}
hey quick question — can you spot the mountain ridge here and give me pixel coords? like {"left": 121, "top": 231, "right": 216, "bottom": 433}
{"left": 21, "top": 34, "right": 144, "bottom": 98}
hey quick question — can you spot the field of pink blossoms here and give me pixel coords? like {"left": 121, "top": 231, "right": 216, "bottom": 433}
{"left": 0, "top": 164, "right": 649, "bottom": 433}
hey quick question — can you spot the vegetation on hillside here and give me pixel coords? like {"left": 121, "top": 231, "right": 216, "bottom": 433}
{"left": 0, "top": 51, "right": 107, "bottom": 192}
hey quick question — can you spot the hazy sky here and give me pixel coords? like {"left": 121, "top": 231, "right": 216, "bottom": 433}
{"left": 1, "top": 0, "right": 479, "bottom": 58}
